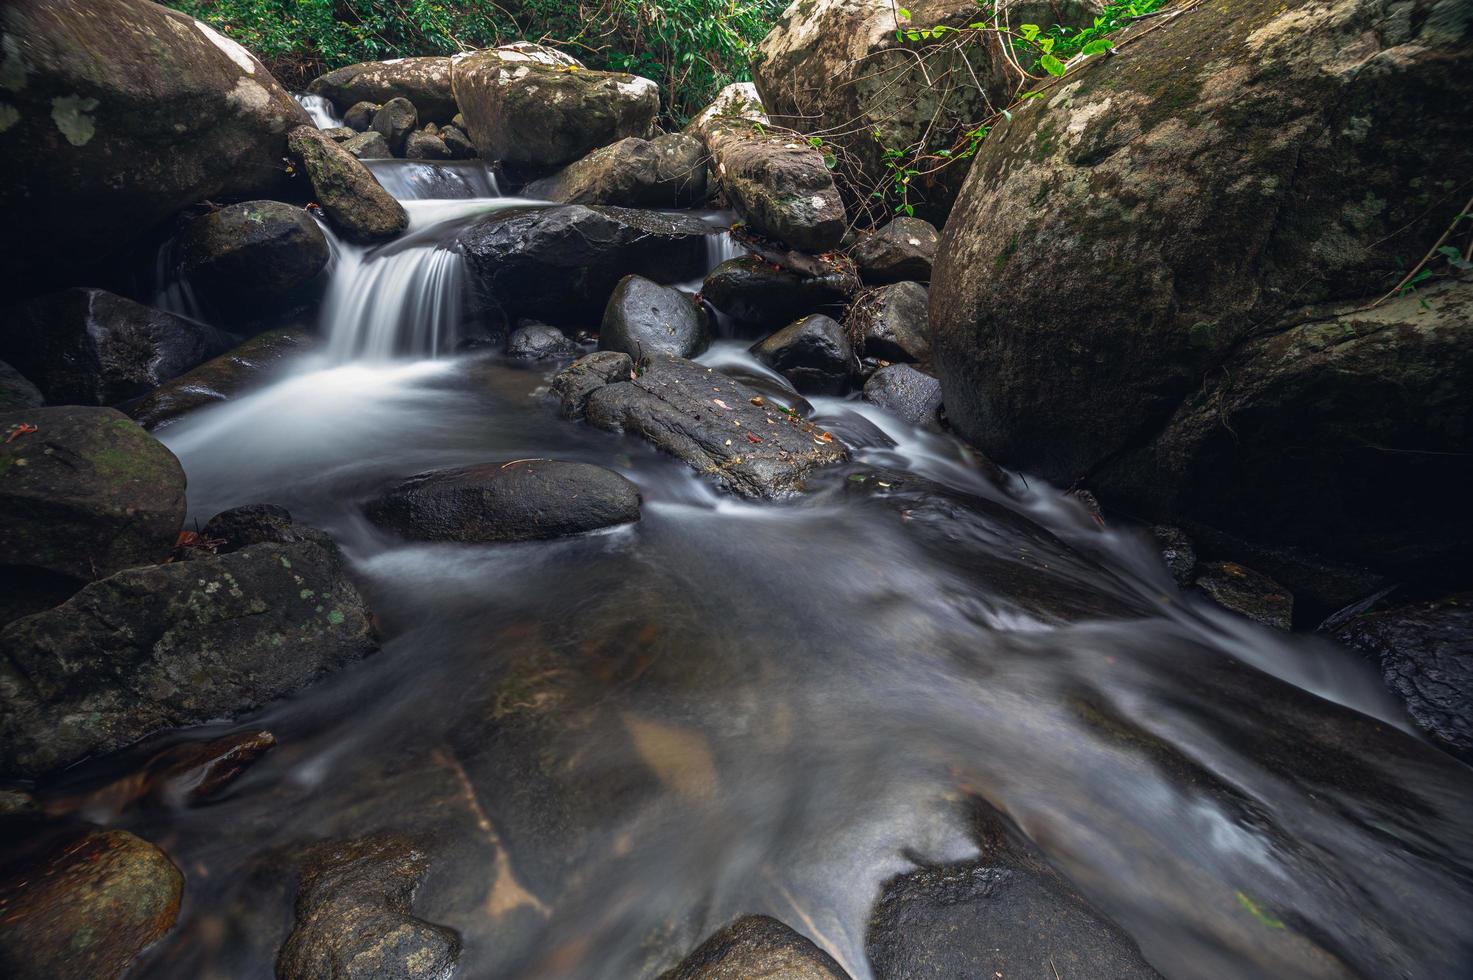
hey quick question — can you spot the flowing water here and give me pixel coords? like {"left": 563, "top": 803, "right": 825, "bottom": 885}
{"left": 46, "top": 162, "right": 1473, "bottom": 980}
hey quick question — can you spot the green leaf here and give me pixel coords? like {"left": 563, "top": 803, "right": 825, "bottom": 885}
{"left": 1020, "top": 23, "right": 1040, "bottom": 40}
{"left": 808, "top": 136, "right": 824, "bottom": 147}
{"left": 1081, "top": 38, "right": 1113, "bottom": 55}
{"left": 897, "top": 6, "right": 911, "bottom": 20}
{"left": 1039, "top": 36, "right": 1055, "bottom": 53}
{"left": 1039, "top": 53, "right": 1067, "bottom": 76}
{"left": 823, "top": 152, "right": 837, "bottom": 169}
{"left": 1235, "top": 892, "right": 1285, "bottom": 930}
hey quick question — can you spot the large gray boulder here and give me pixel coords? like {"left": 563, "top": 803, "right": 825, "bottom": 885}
{"left": 852, "top": 216, "right": 939, "bottom": 284}
{"left": 601, "top": 275, "right": 710, "bottom": 359}
{"left": 370, "top": 96, "right": 418, "bottom": 155}
{"left": 685, "top": 82, "right": 768, "bottom": 145}
{"left": 308, "top": 56, "right": 458, "bottom": 122}
{"left": 845, "top": 281, "right": 931, "bottom": 362}
{"left": 752, "top": 0, "right": 1100, "bottom": 223}
{"left": 523, "top": 133, "right": 710, "bottom": 208}
{"left": 704, "top": 118, "right": 846, "bottom": 252}
{"left": 863, "top": 363, "right": 942, "bottom": 428}
{"left": 0, "top": 289, "right": 234, "bottom": 406}
{"left": 456, "top": 205, "right": 715, "bottom": 323}
{"left": 0, "top": 406, "right": 186, "bottom": 585}
{"left": 177, "top": 201, "right": 330, "bottom": 315}
{"left": 556, "top": 353, "right": 849, "bottom": 498}
{"left": 0, "top": 0, "right": 311, "bottom": 297}
{"left": 930, "top": 0, "right": 1473, "bottom": 594}
{"left": 0, "top": 529, "right": 378, "bottom": 777}
{"left": 287, "top": 126, "right": 408, "bottom": 243}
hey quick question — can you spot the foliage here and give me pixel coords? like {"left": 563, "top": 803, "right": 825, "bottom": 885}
{"left": 166, "top": 0, "right": 783, "bottom": 120}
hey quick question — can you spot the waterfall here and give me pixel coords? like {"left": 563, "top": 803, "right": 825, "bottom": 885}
{"left": 320, "top": 233, "right": 468, "bottom": 361}
{"left": 293, "top": 93, "right": 342, "bottom": 128}
{"left": 364, "top": 160, "right": 502, "bottom": 200}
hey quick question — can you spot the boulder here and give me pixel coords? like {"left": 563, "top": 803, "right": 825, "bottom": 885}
{"left": 662, "top": 915, "right": 849, "bottom": 979}
{"left": 364, "top": 459, "right": 642, "bottom": 543}
{"left": 404, "top": 130, "right": 451, "bottom": 160}
{"left": 321, "top": 126, "right": 356, "bottom": 142}
{"left": 1195, "top": 561, "right": 1293, "bottom": 631}
{"left": 371, "top": 96, "right": 418, "bottom": 155}
{"left": 128, "top": 327, "right": 316, "bottom": 430}
{"left": 0, "top": 531, "right": 378, "bottom": 777}
{"left": 287, "top": 126, "right": 408, "bottom": 243}
{"left": 177, "top": 201, "right": 330, "bottom": 316}
{"left": 200, "top": 503, "right": 335, "bottom": 554}
{"left": 558, "top": 353, "right": 849, "bottom": 497}
{"left": 343, "top": 100, "right": 380, "bottom": 131}
{"left": 277, "top": 835, "right": 461, "bottom": 980}
{"left": 701, "top": 255, "right": 853, "bottom": 331}
{"left": 309, "top": 56, "right": 458, "bottom": 122}
{"left": 752, "top": 0, "right": 1100, "bottom": 224}
{"left": 930, "top": 0, "right": 1473, "bottom": 586}
{"left": 452, "top": 53, "right": 658, "bottom": 172}
{"left": 845, "top": 281, "right": 930, "bottom": 362}
{"left": 506, "top": 322, "right": 581, "bottom": 360}
{"left": 1, "top": 288, "right": 234, "bottom": 406}
{"left": 456, "top": 205, "right": 715, "bottom": 322}
{"left": 523, "top": 133, "right": 709, "bottom": 207}
{"left": 0, "top": 828, "right": 183, "bottom": 980}
{"left": 1150, "top": 525, "right": 1198, "bottom": 588}
{"left": 751, "top": 314, "right": 856, "bottom": 395}
{"left": 685, "top": 82, "right": 768, "bottom": 145}
{"left": 704, "top": 118, "right": 846, "bottom": 252}
{"left": 0, "top": 360, "right": 43, "bottom": 410}
{"left": 863, "top": 364, "right": 942, "bottom": 428}
{"left": 0, "top": 0, "right": 311, "bottom": 298}
{"left": 851, "top": 217, "right": 938, "bottom": 284}
{"left": 439, "top": 124, "right": 475, "bottom": 159}
{"left": 341, "top": 130, "right": 392, "bottom": 160}
{"left": 601, "top": 276, "right": 710, "bottom": 359}
{"left": 1334, "top": 593, "right": 1473, "bottom": 759}
{"left": 0, "top": 406, "right": 185, "bottom": 585}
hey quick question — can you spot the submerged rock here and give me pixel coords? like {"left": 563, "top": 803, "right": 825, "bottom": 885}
{"left": 557, "top": 353, "right": 848, "bottom": 497}
{"left": 751, "top": 314, "right": 855, "bottom": 395}
{"left": 703, "top": 118, "right": 846, "bottom": 252}
{"left": 457, "top": 205, "right": 714, "bottom": 323}
{"left": 0, "top": 407, "right": 185, "bottom": 585}
{"left": 0, "top": 530, "right": 378, "bottom": 778}
{"left": 523, "top": 133, "right": 710, "bottom": 208}
{"left": 365, "top": 459, "right": 641, "bottom": 543}
{"left": 371, "top": 96, "right": 418, "bottom": 155}
{"left": 0, "top": 360, "right": 43, "bottom": 410}
{"left": 287, "top": 126, "right": 408, "bottom": 243}
{"left": 178, "top": 201, "right": 329, "bottom": 316}
{"left": 1195, "top": 561, "right": 1293, "bottom": 631}
{"left": 601, "top": 276, "right": 710, "bottom": 359}
{"left": 453, "top": 53, "right": 657, "bottom": 172}
{"left": 0, "top": 828, "right": 183, "bottom": 980}
{"left": 310, "top": 56, "right": 458, "bottom": 122}
{"left": 701, "top": 256, "right": 853, "bottom": 332}
{"left": 845, "top": 282, "right": 931, "bottom": 363}
{"left": 863, "top": 364, "right": 942, "bottom": 429}
{"left": 0, "top": 0, "right": 310, "bottom": 298}
{"left": 277, "top": 835, "right": 461, "bottom": 980}
{"left": 141, "top": 730, "right": 278, "bottom": 806}
{"left": 662, "top": 914, "right": 850, "bottom": 979}
{"left": 1335, "top": 593, "right": 1473, "bottom": 759}
{"left": 1, "top": 289, "right": 234, "bottom": 406}
{"left": 506, "top": 322, "right": 581, "bottom": 360}
{"left": 851, "top": 217, "right": 939, "bottom": 285}
{"left": 128, "top": 327, "right": 316, "bottom": 430}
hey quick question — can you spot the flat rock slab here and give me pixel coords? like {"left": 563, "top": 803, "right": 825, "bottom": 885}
{"left": 557, "top": 353, "right": 849, "bottom": 498}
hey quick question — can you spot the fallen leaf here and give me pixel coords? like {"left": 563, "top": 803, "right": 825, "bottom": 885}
{"left": 713, "top": 398, "right": 731, "bottom": 410}
{"left": 746, "top": 433, "right": 762, "bottom": 443}
{"left": 750, "top": 396, "right": 765, "bottom": 406}
{"left": 4, "top": 423, "right": 37, "bottom": 443}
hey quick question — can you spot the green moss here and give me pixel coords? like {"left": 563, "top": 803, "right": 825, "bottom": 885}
{"left": 994, "top": 232, "right": 1020, "bottom": 273}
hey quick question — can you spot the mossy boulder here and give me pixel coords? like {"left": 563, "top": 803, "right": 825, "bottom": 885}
{"left": 704, "top": 118, "right": 846, "bottom": 252}
{"left": 178, "top": 201, "right": 330, "bottom": 318}
{"left": 0, "top": 528, "right": 378, "bottom": 777}
{"left": 930, "top": 0, "right": 1473, "bottom": 589}
{"left": 0, "top": 0, "right": 310, "bottom": 298}
{"left": 524, "top": 133, "right": 710, "bottom": 208}
{"left": 287, "top": 126, "right": 408, "bottom": 243}
{"left": 0, "top": 406, "right": 186, "bottom": 585}
{"left": 308, "top": 55, "right": 458, "bottom": 122}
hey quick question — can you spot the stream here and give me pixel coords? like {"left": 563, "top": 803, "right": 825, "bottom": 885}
{"left": 44, "top": 153, "right": 1473, "bottom": 979}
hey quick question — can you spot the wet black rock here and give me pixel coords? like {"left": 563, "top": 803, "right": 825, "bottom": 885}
{"left": 863, "top": 364, "right": 942, "bottom": 429}
{"left": 845, "top": 282, "right": 931, "bottom": 363}
{"left": 128, "top": 327, "right": 317, "bottom": 430}
{"left": 201, "top": 503, "right": 335, "bottom": 554}
{"left": 404, "top": 130, "right": 452, "bottom": 160}
{"left": 439, "top": 125, "right": 476, "bottom": 159}
{"left": 0, "top": 360, "right": 43, "bottom": 410}
{"left": 661, "top": 914, "right": 850, "bottom": 979}
{"left": 365, "top": 459, "right": 642, "bottom": 543}
{"left": 507, "top": 322, "right": 581, "bottom": 360}
{"left": 601, "top": 276, "right": 710, "bottom": 359}
{"left": 0, "top": 828, "right": 183, "bottom": 980}
{"left": 342, "top": 131, "right": 392, "bottom": 160}
{"left": 344, "top": 100, "right": 381, "bottom": 131}
{"left": 0, "top": 530, "right": 378, "bottom": 778}
{"left": 701, "top": 256, "right": 853, "bottom": 333}
{"left": 751, "top": 314, "right": 855, "bottom": 395}
{"left": 178, "top": 201, "right": 329, "bottom": 317}
{"left": 851, "top": 217, "right": 939, "bottom": 284}
{"left": 522, "top": 133, "right": 710, "bottom": 208}
{"left": 0, "top": 407, "right": 185, "bottom": 585}
{"left": 1334, "top": 593, "right": 1473, "bottom": 759}
{"left": 1151, "top": 525, "right": 1198, "bottom": 587}
{"left": 372, "top": 96, "right": 419, "bottom": 155}
{"left": 557, "top": 353, "right": 849, "bottom": 498}
{"left": 1195, "top": 561, "right": 1293, "bottom": 631}
{"left": 457, "top": 205, "right": 715, "bottom": 322}
{"left": 277, "top": 835, "right": 461, "bottom": 980}
{"left": 1, "top": 289, "right": 234, "bottom": 406}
